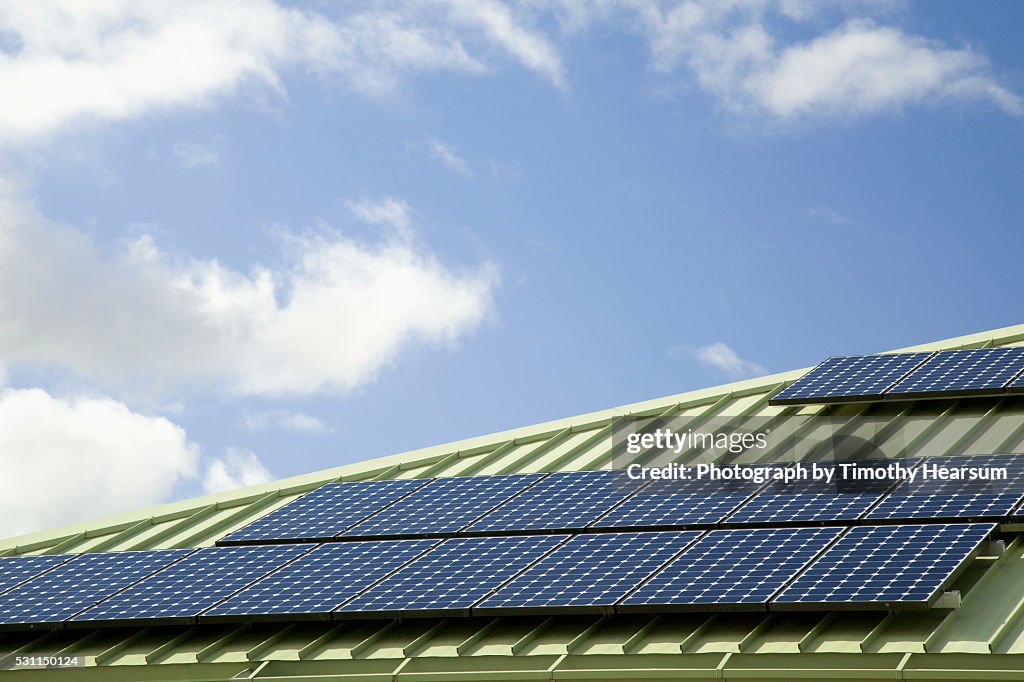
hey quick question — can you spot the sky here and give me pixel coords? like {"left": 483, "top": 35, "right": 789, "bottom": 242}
{"left": 0, "top": 0, "right": 1022, "bottom": 538}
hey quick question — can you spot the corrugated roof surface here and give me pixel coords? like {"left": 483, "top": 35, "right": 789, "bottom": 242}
{"left": 3, "top": 324, "right": 1024, "bottom": 680}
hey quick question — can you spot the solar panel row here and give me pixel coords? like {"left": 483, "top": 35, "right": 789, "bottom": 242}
{"left": 220, "top": 455, "right": 1024, "bottom": 545}
{"left": 0, "top": 523, "right": 995, "bottom": 630}
{"left": 771, "top": 347, "right": 1024, "bottom": 406}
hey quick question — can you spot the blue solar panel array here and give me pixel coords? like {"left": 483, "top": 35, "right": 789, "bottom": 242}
{"left": 204, "top": 539, "right": 437, "bottom": 621}
{"left": 0, "top": 550, "right": 191, "bottom": 627}
{"left": 342, "top": 473, "right": 545, "bottom": 538}
{"left": 73, "top": 544, "right": 312, "bottom": 625}
{"left": 465, "top": 470, "right": 643, "bottom": 533}
{"left": 219, "top": 478, "right": 430, "bottom": 544}
{"left": 591, "top": 475, "right": 760, "bottom": 530}
{"left": 866, "top": 454, "right": 1024, "bottom": 521}
{"left": 337, "top": 534, "right": 568, "bottom": 616}
{"left": 0, "top": 555, "right": 73, "bottom": 595}
{"left": 774, "top": 523, "right": 993, "bottom": 609}
{"left": 477, "top": 531, "right": 701, "bottom": 612}
{"left": 771, "top": 347, "right": 1024, "bottom": 406}
{"left": 887, "top": 348, "right": 1024, "bottom": 399}
{"left": 620, "top": 527, "right": 843, "bottom": 611}
{"left": 771, "top": 353, "right": 934, "bottom": 405}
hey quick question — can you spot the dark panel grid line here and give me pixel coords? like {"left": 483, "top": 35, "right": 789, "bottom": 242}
{"left": 770, "top": 353, "right": 935, "bottom": 405}
{"left": 773, "top": 523, "right": 994, "bottom": 609}
{"left": 335, "top": 534, "right": 569, "bottom": 617}
{"left": 71, "top": 544, "right": 314, "bottom": 626}
{"left": 476, "top": 531, "right": 703, "bottom": 613}
{"left": 342, "top": 473, "right": 547, "bottom": 538}
{"left": 202, "top": 539, "right": 439, "bottom": 621}
{"left": 619, "top": 527, "right": 844, "bottom": 612}
{"left": 0, "top": 550, "right": 193, "bottom": 627}
{"left": 218, "top": 478, "right": 431, "bottom": 544}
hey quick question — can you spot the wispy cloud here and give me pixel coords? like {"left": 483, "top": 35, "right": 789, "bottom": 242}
{"left": 171, "top": 142, "right": 220, "bottom": 169}
{"left": 806, "top": 206, "right": 852, "bottom": 225}
{"left": 675, "top": 341, "right": 767, "bottom": 379}
{"left": 242, "top": 409, "right": 331, "bottom": 434}
{"left": 428, "top": 138, "right": 473, "bottom": 177}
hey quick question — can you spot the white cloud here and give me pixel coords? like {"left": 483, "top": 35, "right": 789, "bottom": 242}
{"left": 0, "top": 186, "right": 498, "bottom": 398}
{"left": 203, "top": 447, "right": 273, "bottom": 494}
{"left": 633, "top": 1, "right": 1021, "bottom": 119}
{"left": 0, "top": 387, "right": 198, "bottom": 538}
{"left": 428, "top": 138, "right": 473, "bottom": 176}
{"left": 171, "top": 141, "right": 220, "bottom": 168}
{"left": 806, "top": 206, "right": 851, "bottom": 225}
{"left": 687, "top": 341, "right": 767, "bottom": 379}
{"left": 0, "top": 0, "right": 565, "bottom": 144}
{"left": 242, "top": 409, "right": 331, "bottom": 434}
{"left": 346, "top": 196, "right": 414, "bottom": 236}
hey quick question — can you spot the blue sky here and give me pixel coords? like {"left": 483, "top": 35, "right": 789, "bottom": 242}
{"left": 0, "top": 0, "right": 1022, "bottom": 536}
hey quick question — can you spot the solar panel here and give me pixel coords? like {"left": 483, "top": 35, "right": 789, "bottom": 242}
{"left": 72, "top": 544, "right": 313, "bottom": 625}
{"left": 0, "top": 555, "right": 74, "bottom": 596}
{"left": 770, "top": 353, "right": 934, "bottom": 405}
{"left": 773, "top": 523, "right": 993, "bottom": 609}
{"left": 619, "top": 527, "right": 842, "bottom": 611}
{"left": 342, "top": 474, "right": 546, "bottom": 538}
{"left": 476, "top": 531, "right": 702, "bottom": 613}
{"left": 1009, "top": 367, "right": 1024, "bottom": 394}
{"left": 219, "top": 479, "right": 430, "bottom": 544}
{"left": 591, "top": 474, "right": 761, "bottom": 530}
{"left": 464, "top": 470, "right": 643, "bottom": 534}
{"left": 726, "top": 462, "right": 902, "bottom": 524}
{"left": 865, "top": 454, "right": 1024, "bottom": 521}
{"left": 202, "top": 539, "right": 437, "bottom": 622}
{"left": 336, "top": 534, "right": 568, "bottom": 616}
{"left": 886, "top": 348, "right": 1024, "bottom": 399}
{"left": 0, "top": 550, "right": 191, "bottom": 627}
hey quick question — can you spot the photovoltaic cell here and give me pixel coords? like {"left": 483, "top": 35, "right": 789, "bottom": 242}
{"left": 726, "top": 462, "right": 903, "bottom": 524}
{"left": 477, "top": 531, "right": 702, "bottom": 612}
{"left": 591, "top": 474, "right": 762, "bottom": 530}
{"left": 336, "top": 534, "right": 568, "bottom": 615}
{"left": 1009, "top": 368, "right": 1024, "bottom": 394}
{"left": 866, "top": 454, "right": 1024, "bottom": 521}
{"left": 204, "top": 539, "right": 437, "bottom": 620}
{"left": 0, "top": 550, "right": 191, "bottom": 626}
{"left": 886, "top": 348, "right": 1024, "bottom": 399}
{"left": 620, "top": 527, "right": 842, "bottom": 610}
{"left": 770, "top": 353, "right": 934, "bottom": 405}
{"left": 219, "top": 479, "right": 430, "bottom": 544}
{"left": 465, "top": 470, "right": 644, "bottom": 534}
{"left": 342, "top": 474, "right": 546, "bottom": 538}
{"left": 0, "top": 555, "right": 73, "bottom": 596}
{"left": 773, "top": 523, "right": 993, "bottom": 608}
{"left": 73, "top": 544, "right": 313, "bottom": 624}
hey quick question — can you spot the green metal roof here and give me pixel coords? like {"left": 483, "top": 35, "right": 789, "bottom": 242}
{"left": 4, "top": 323, "right": 1024, "bottom": 680}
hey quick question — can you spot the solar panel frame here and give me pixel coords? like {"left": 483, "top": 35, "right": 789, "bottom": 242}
{"left": 218, "top": 478, "right": 431, "bottom": 545}
{"left": 0, "top": 550, "right": 193, "bottom": 630}
{"left": 70, "top": 544, "right": 314, "bottom": 627}
{"left": 772, "top": 523, "right": 994, "bottom": 611}
{"left": 885, "top": 348, "right": 1024, "bottom": 400}
{"left": 865, "top": 454, "right": 1024, "bottom": 522}
{"left": 341, "top": 473, "right": 547, "bottom": 539}
{"left": 201, "top": 539, "right": 439, "bottom": 623}
{"left": 463, "top": 470, "right": 646, "bottom": 535}
{"left": 770, "top": 352, "right": 935, "bottom": 406}
{"left": 618, "top": 526, "right": 844, "bottom": 613}
{"left": 1009, "top": 366, "right": 1024, "bottom": 394}
{"left": 474, "top": 531, "right": 703, "bottom": 616}
{"left": 335, "top": 534, "right": 569, "bottom": 618}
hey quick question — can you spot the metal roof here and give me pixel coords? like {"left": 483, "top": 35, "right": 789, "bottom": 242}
{"left": 4, "top": 323, "right": 1024, "bottom": 680}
